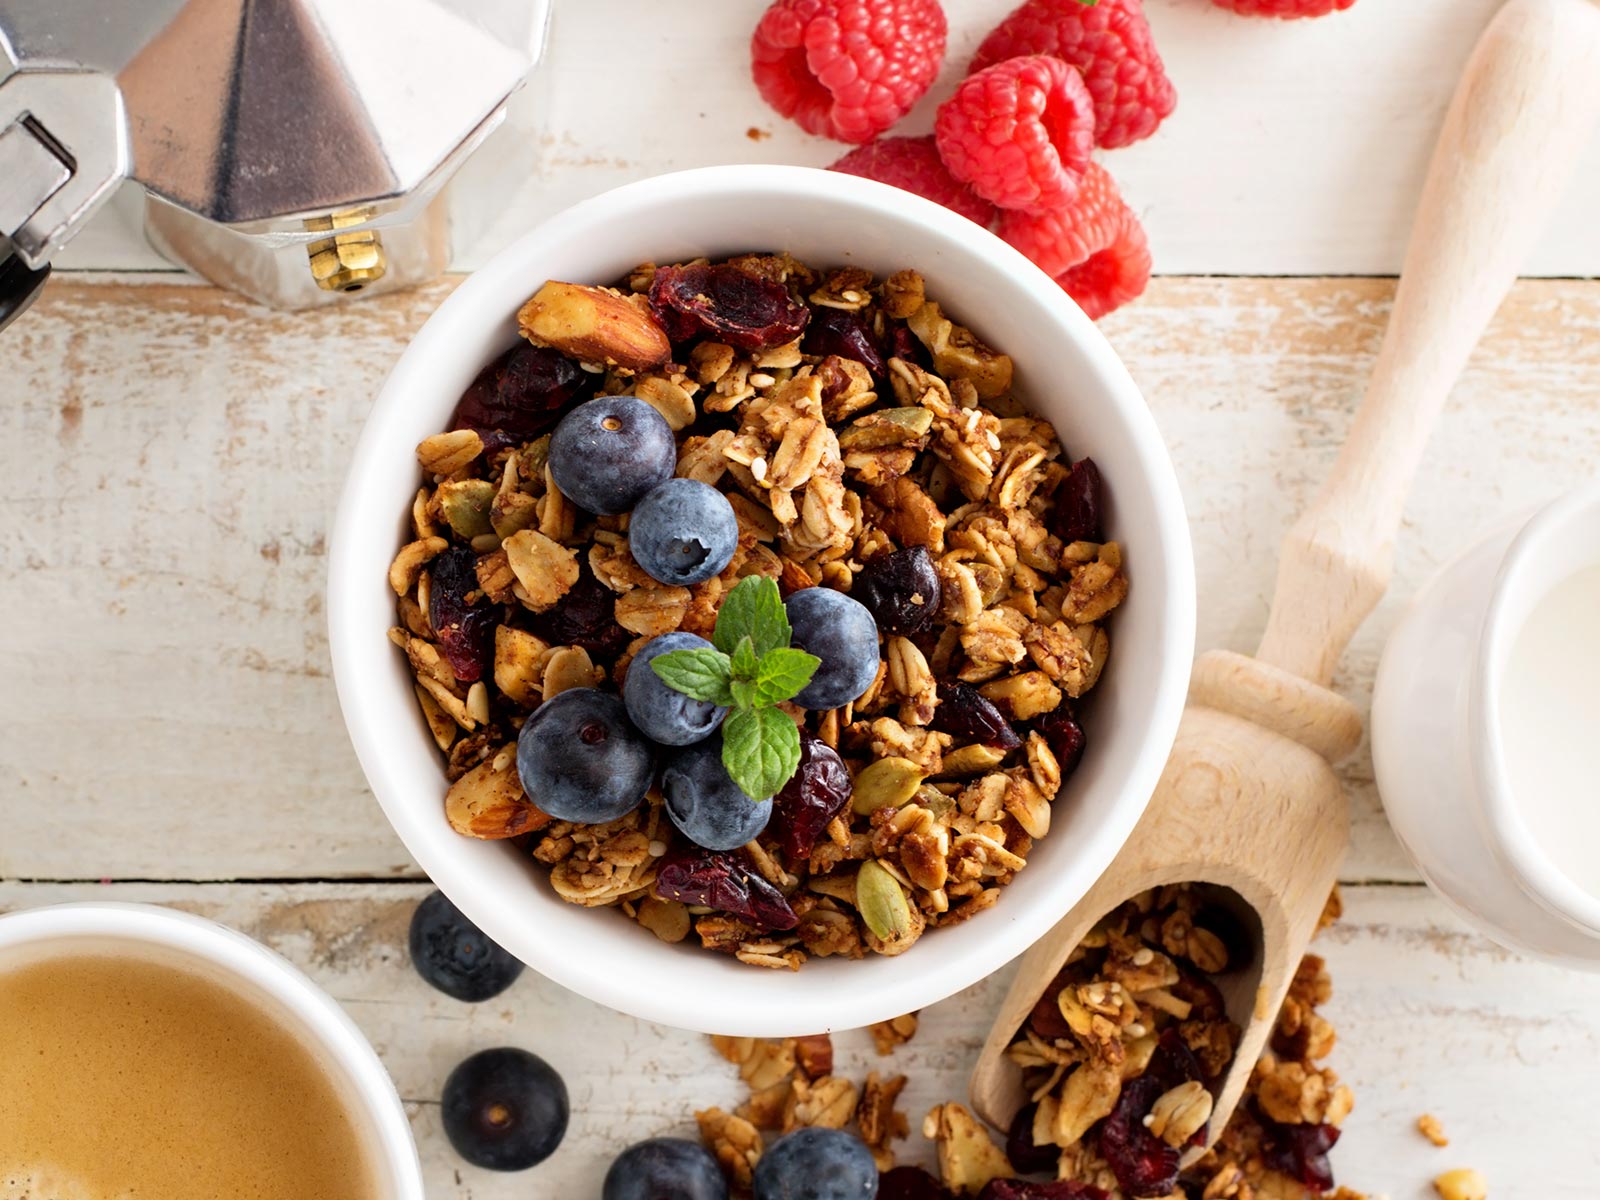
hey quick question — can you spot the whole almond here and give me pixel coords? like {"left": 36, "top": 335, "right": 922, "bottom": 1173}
{"left": 518, "top": 280, "right": 670, "bottom": 371}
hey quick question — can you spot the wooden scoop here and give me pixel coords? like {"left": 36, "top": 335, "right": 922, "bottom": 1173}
{"left": 971, "top": 0, "right": 1600, "bottom": 1144}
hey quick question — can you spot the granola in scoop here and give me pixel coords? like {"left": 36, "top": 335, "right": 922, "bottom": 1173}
{"left": 389, "top": 253, "right": 1128, "bottom": 967}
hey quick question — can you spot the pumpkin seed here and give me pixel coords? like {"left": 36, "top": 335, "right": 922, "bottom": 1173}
{"left": 935, "top": 742, "right": 1008, "bottom": 778}
{"left": 856, "top": 860, "right": 913, "bottom": 942}
{"left": 851, "top": 756, "right": 925, "bottom": 815}
{"left": 437, "top": 478, "right": 497, "bottom": 540}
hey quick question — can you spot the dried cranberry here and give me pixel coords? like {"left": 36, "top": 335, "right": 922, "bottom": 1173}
{"left": 934, "top": 683, "right": 1021, "bottom": 751}
{"left": 450, "top": 341, "right": 593, "bottom": 448}
{"left": 879, "top": 1166, "right": 953, "bottom": 1200}
{"left": 428, "top": 547, "right": 497, "bottom": 682}
{"left": 980, "top": 1181, "right": 1108, "bottom": 1200}
{"left": 655, "top": 845, "right": 798, "bottom": 931}
{"left": 855, "top": 546, "right": 942, "bottom": 636}
{"left": 1099, "top": 1075, "right": 1179, "bottom": 1198}
{"left": 525, "top": 558, "right": 631, "bottom": 661}
{"left": 1260, "top": 1119, "right": 1340, "bottom": 1192}
{"left": 768, "top": 735, "right": 853, "bottom": 860}
{"left": 1005, "top": 1103, "right": 1059, "bottom": 1175}
{"left": 1053, "top": 458, "right": 1104, "bottom": 544}
{"left": 648, "top": 264, "right": 809, "bottom": 350}
{"left": 1148, "top": 1029, "right": 1204, "bottom": 1088}
{"left": 1032, "top": 708, "right": 1086, "bottom": 777}
{"left": 804, "top": 308, "right": 886, "bottom": 377}
{"left": 886, "top": 321, "right": 930, "bottom": 368}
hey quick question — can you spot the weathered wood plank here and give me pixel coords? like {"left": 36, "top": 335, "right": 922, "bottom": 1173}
{"left": 0, "top": 881, "right": 1590, "bottom": 1196}
{"left": 49, "top": 0, "right": 1600, "bottom": 278}
{"left": 3, "top": 276, "right": 1598, "bottom": 880}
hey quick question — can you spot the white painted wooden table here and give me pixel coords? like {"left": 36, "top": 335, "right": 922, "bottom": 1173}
{"left": 4, "top": 2, "right": 1600, "bottom": 1197}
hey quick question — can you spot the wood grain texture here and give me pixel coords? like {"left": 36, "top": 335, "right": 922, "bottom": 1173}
{"left": 3, "top": 275, "right": 1599, "bottom": 881}
{"left": 46, "top": 0, "right": 1600, "bottom": 279}
{"left": 1256, "top": 0, "right": 1600, "bottom": 685}
{"left": 0, "top": 881, "right": 1592, "bottom": 1197}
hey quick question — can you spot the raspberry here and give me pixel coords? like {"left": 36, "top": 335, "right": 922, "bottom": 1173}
{"left": 829, "top": 136, "right": 998, "bottom": 226}
{"left": 935, "top": 55, "right": 1095, "bottom": 213}
{"left": 997, "top": 161, "right": 1123, "bottom": 278}
{"left": 1213, "top": 0, "right": 1357, "bottom": 16}
{"left": 751, "top": 0, "right": 948, "bottom": 144}
{"left": 970, "top": 0, "right": 1177, "bottom": 149}
{"left": 1055, "top": 204, "right": 1151, "bottom": 320}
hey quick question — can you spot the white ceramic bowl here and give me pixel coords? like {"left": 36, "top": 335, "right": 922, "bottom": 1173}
{"left": 329, "top": 165, "right": 1196, "bottom": 1035}
{"left": 0, "top": 902, "right": 424, "bottom": 1195}
{"left": 1372, "top": 481, "right": 1600, "bottom": 969}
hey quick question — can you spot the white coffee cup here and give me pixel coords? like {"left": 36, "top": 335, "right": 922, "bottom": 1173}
{"left": 1372, "top": 481, "right": 1600, "bottom": 969}
{"left": 0, "top": 902, "right": 425, "bottom": 1197}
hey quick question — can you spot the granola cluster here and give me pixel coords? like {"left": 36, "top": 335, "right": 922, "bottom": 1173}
{"left": 698, "top": 1023, "right": 915, "bottom": 1185}
{"left": 981, "top": 885, "right": 1363, "bottom": 1200}
{"left": 690, "top": 893, "right": 1368, "bottom": 1199}
{"left": 389, "top": 253, "right": 1128, "bottom": 967}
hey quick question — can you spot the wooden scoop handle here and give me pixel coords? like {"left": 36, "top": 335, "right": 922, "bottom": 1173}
{"left": 1255, "top": 0, "right": 1600, "bottom": 686}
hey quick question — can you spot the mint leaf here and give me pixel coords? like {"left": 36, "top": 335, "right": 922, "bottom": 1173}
{"left": 721, "top": 706, "right": 802, "bottom": 801}
{"left": 754, "top": 647, "right": 819, "bottom": 706}
{"left": 730, "top": 636, "right": 760, "bottom": 682}
{"left": 713, "top": 576, "right": 791, "bottom": 658}
{"left": 730, "top": 678, "right": 759, "bottom": 709}
{"left": 651, "top": 647, "right": 734, "bottom": 705}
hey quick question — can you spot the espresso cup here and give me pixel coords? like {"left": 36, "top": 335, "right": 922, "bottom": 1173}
{"left": 0, "top": 902, "right": 425, "bottom": 1197}
{"left": 1372, "top": 481, "right": 1600, "bottom": 969}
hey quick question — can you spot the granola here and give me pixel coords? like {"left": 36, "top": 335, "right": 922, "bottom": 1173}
{"left": 988, "top": 884, "right": 1365, "bottom": 1200}
{"left": 390, "top": 253, "right": 1128, "bottom": 967}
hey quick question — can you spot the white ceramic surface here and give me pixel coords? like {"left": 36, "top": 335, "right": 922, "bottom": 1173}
{"left": 328, "top": 164, "right": 1196, "bottom": 1036}
{"left": 1372, "top": 481, "right": 1600, "bottom": 969}
{"left": 0, "top": 902, "right": 424, "bottom": 1197}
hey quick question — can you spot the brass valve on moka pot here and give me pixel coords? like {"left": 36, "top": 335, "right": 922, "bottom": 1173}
{"left": 0, "top": 0, "right": 546, "bottom": 331}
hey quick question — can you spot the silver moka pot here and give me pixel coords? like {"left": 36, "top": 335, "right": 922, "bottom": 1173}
{"left": 0, "top": 0, "right": 544, "bottom": 330}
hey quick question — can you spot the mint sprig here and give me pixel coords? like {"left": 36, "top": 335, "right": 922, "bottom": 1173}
{"left": 651, "top": 576, "right": 819, "bottom": 801}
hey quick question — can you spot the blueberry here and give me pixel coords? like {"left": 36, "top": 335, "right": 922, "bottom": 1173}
{"left": 784, "top": 587, "right": 880, "bottom": 710}
{"left": 516, "top": 688, "right": 653, "bottom": 823}
{"left": 441, "top": 1047, "right": 568, "bottom": 1171}
{"left": 604, "top": 1137, "right": 729, "bottom": 1200}
{"left": 662, "top": 733, "right": 773, "bottom": 851}
{"left": 408, "top": 890, "right": 524, "bottom": 1002}
{"left": 752, "top": 1127, "right": 878, "bottom": 1200}
{"left": 548, "top": 395, "right": 677, "bottom": 515}
{"left": 629, "top": 478, "right": 739, "bottom": 586}
{"left": 624, "top": 632, "right": 728, "bottom": 746}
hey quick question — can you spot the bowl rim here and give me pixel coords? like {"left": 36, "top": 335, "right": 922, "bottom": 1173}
{"left": 328, "top": 163, "right": 1196, "bottom": 1034}
{"left": 0, "top": 901, "right": 424, "bottom": 1196}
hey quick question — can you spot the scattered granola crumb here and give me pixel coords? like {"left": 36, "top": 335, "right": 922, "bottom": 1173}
{"left": 1417, "top": 1112, "right": 1449, "bottom": 1147}
{"left": 747, "top": 126, "right": 771, "bottom": 141}
{"left": 1434, "top": 1167, "right": 1488, "bottom": 1200}
{"left": 868, "top": 1012, "right": 919, "bottom": 1055}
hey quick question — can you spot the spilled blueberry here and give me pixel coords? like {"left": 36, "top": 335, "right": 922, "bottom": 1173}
{"left": 603, "top": 1137, "right": 728, "bottom": 1200}
{"left": 441, "top": 1046, "right": 568, "bottom": 1171}
{"left": 751, "top": 1127, "right": 877, "bottom": 1200}
{"left": 408, "top": 890, "right": 524, "bottom": 1002}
